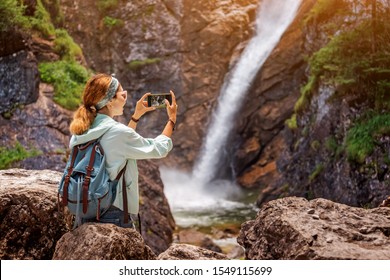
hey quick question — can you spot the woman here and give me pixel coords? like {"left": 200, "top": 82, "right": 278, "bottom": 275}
{"left": 69, "top": 73, "right": 177, "bottom": 228}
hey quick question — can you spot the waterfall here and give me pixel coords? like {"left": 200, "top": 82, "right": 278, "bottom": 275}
{"left": 192, "top": 0, "right": 302, "bottom": 186}
{"left": 161, "top": 0, "right": 302, "bottom": 227}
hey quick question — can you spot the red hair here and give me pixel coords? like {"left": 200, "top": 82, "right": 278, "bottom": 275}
{"left": 69, "top": 73, "right": 112, "bottom": 135}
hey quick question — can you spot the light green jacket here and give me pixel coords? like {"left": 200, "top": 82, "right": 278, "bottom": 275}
{"left": 69, "top": 113, "right": 173, "bottom": 214}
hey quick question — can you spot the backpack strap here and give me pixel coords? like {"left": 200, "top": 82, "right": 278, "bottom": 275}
{"left": 82, "top": 141, "right": 99, "bottom": 214}
{"left": 119, "top": 162, "right": 129, "bottom": 224}
{"left": 138, "top": 213, "right": 142, "bottom": 235}
{"left": 62, "top": 147, "right": 79, "bottom": 207}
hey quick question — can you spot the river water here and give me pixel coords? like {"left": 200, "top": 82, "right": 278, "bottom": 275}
{"left": 162, "top": 0, "right": 302, "bottom": 231}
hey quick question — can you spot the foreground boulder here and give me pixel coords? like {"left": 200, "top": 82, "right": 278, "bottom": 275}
{"left": 158, "top": 244, "right": 229, "bottom": 260}
{"left": 0, "top": 169, "right": 71, "bottom": 260}
{"left": 238, "top": 197, "right": 390, "bottom": 260}
{"left": 53, "top": 223, "right": 156, "bottom": 260}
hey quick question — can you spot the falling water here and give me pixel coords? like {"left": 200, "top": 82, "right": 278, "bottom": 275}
{"left": 162, "top": 0, "right": 302, "bottom": 228}
{"left": 192, "top": 0, "right": 302, "bottom": 185}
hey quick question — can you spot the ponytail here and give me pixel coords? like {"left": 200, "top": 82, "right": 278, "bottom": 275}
{"left": 69, "top": 73, "right": 112, "bottom": 135}
{"left": 69, "top": 105, "right": 96, "bottom": 135}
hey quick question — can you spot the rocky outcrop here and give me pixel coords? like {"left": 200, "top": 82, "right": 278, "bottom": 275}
{"left": 238, "top": 197, "right": 390, "bottom": 260}
{"left": 137, "top": 160, "right": 176, "bottom": 254}
{"left": 0, "top": 169, "right": 72, "bottom": 260}
{"left": 232, "top": 0, "right": 389, "bottom": 209}
{"left": 53, "top": 223, "right": 156, "bottom": 260}
{"left": 276, "top": 98, "right": 390, "bottom": 207}
{"left": 232, "top": 0, "right": 317, "bottom": 190}
{"left": 0, "top": 166, "right": 175, "bottom": 259}
{"left": 259, "top": 0, "right": 390, "bottom": 207}
{"left": 158, "top": 243, "right": 229, "bottom": 260}
{"left": 0, "top": 83, "right": 73, "bottom": 171}
{"left": 0, "top": 50, "right": 40, "bottom": 115}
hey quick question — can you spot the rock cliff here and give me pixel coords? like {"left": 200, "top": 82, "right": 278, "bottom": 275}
{"left": 232, "top": 0, "right": 317, "bottom": 190}
{"left": 238, "top": 197, "right": 390, "bottom": 260}
{"left": 0, "top": 30, "right": 40, "bottom": 115}
{"left": 59, "top": 0, "right": 258, "bottom": 170}
{"left": 233, "top": 0, "right": 389, "bottom": 207}
{"left": 0, "top": 83, "right": 73, "bottom": 171}
{"left": 268, "top": 0, "right": 389, "bottom": 207}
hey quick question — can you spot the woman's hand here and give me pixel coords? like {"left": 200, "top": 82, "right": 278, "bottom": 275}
{"left": 133, "top": 92, "right": 156, "bottom": 120}
{"left": 165, "top": 90, "right": 177, "bottom": 122}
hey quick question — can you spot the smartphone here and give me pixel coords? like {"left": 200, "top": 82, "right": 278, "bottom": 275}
{"left": 147, "top": 93, "right": 172, "bottom": 108}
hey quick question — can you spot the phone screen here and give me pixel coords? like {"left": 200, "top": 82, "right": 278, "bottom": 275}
{"left": 147, "top": 93, "right": 172, "bottom": 108}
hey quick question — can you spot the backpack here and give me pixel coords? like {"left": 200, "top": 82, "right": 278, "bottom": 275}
{"left": 58, "top": 137, "right": 128, "bottom": 227}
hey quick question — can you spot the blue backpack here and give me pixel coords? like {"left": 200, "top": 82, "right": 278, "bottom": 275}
{"left": 58, "top": 137, "right": 128, "bottom": 227}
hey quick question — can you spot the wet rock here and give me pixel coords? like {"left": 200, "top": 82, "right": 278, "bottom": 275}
{"left": 158, "top": 243, "right": 229, "bottom": 260}
{"left": 0, "top": 50, "right": 39, "bottom": 115}
{"left": 0, "top": 169, "right": 72, "bottom": 260}
{"left": 53, "top": 223, "right": 156, "bottom": 260}
{"left": 238, "top": 197, "right": 390, "bottom": 260}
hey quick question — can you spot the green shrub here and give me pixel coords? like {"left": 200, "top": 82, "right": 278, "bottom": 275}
{"left": 103, "top": 16, "right": 124, "bottom": 29}
{"left": 0, "top": 0, "right": 30, "bottom": 32}
{"left": 0, "top": 142, "right": 41, "bottom": 170}
{"left": 310, "top": 140, "right": 321, "bottom": 151}
{"left": 296, "top": 16, "right": 390, "bottom": 115}
{"left": 309, "top": 163, "right": 324, "bottom": 182}
{"left": 325, "top": 136, "right": 343, "bottom": 157}
{"left": 346, "top": 113, "right": 390, "bottom": 163}
{"left": 128, "top": 58, "right": 161, "bottom": 71}
{"left": 39, "top": 61, "right": 91, "bottom": 110}
{"left": 30, "top": 0, "right": 56, "bottom": 38}
{"left": 285, "top": 114, "right": 298, "bottom": 130}
{"left": 304, "top": 0, "right": 349, "bottom": 26}
{"left": 54, "top": 28, "right": 83, "bottom": 61}
{"left": 295, "top": 76, "right": 316, "bottom": 114}
{"left": 313, "top": 20, "right": 389, "bottom": 106}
